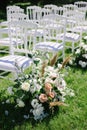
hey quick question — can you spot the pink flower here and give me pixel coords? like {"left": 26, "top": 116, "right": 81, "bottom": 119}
{"left": 45, "top": 82, "right": 52, "bottom": 93}
{"left": 39, "top": 94, "right": 48, "bottom": 103}
{"left": 48, "top": 92, "right": 55, "bottom": 98}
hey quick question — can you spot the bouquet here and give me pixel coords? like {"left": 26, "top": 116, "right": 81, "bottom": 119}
{"left": 2, "top": 53, "right": 74, "bottom": 121}
{"left": 69, "top": 42, "right": 87, "bottom": 69}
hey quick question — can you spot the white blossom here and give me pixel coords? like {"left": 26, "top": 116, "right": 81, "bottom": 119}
{"left": 75, "top": 49, "right": 80, "bottom": 54}
{"left": 79, "top": 61, "right": 87, "bottom": 68}
{"left": 32, "top": 106, "right": 44, "bottom": 120}
{"left": 7, "top": 87, "right": 14, "bottom": 95}
{"left": 57, "top": 63, "right": 62, "bottom": 69}
{"left": 35, "top": 84, "right": 42, "bottom": 92}
{"left": 45, "top": 77, "right": 54, "bottom": 84}
{"left": 6, "top": 99, "right": 10, "bottom": 104}
{"left": 21, "top": 82, "right": 30, "bottom": 92}
{"left": 31, "top": 99, "right": 39, "bottom": 108}
{"left": 30, "top": 86, "right": 36, "bottom": 94}
{"left": 23, "top": 114, "right": 29, "bottom": 119}
{"left": 5, "top": 110, "right": 9, "bottom": 116}
{"left": 82, "top": 54, "right": 87, "bottom": 59}
{"left": 16, "top": 99, "right": 25, "bottom": 107}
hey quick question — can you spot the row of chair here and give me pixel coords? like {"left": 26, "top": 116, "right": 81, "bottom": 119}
{"left": 0, "top": 2, "right": 87, "bottom": 79}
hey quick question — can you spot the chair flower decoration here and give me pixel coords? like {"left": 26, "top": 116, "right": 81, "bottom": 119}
{"left": 2, "top": 52, "right": 74, "bottom": 121}
{"left": 70, "top": 42, "right": 87, "bottom": 69}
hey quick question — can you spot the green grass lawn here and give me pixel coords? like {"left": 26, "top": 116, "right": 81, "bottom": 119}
{"left": 0, "top": 59, "right": 87, "bottom": 130}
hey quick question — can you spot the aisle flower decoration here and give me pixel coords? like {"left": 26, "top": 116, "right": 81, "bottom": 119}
{"left": 2, "top": 52, "right": 74, "bottom": 121}
{"left": 69, "top": 42, "right": 87, "bottom": 69}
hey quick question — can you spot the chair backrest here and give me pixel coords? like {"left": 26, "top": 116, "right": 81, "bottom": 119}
{"left": 74, "top": 1, "right": 87, "bottom": 8}
{"left": 10, "top": 13, "right": 29, "bottom": 21}
{"left": 44, "top": 4, "right": 57, "bottom": 9}
{"left": 44, "top": 23, "right": 66, "bottom": 42}
{"left": 26, "top": 6, "right": 41, "bottom": 21}
{"left": 8, "top": 21, "right": 38, "bottom": 55}
{"left": 63, "top": 4, "right": 77, "bottom": 11}
{"left": 33, "top": 8, "right": 51, "bottom": 22}
{"left": 52, "top": 6, "right": 67, "bottom": 15}
{"left": 37, "top": 15, "right": 66, "bottom": 43}
{"left": 42, "top": 14, "right": 67, "bottom": 26}
{"left": 6, "top": 5, "right": 24, "bottom": 21}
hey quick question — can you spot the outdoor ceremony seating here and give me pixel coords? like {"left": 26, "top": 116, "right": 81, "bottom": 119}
{"left": 0, "top": 2, "right": 87, "bottom": 129}
{"left": 0, "top": 21, "right": 37, "bottom": 79}
{"left": 1, "top": 2, "right": 87, "bottom": 79}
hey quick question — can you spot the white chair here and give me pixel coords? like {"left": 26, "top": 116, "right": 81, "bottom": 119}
{"left": 64, "top": 18, "right": 82, "bottom": 52}
{"left": 74, "top": 1, "right": 87, "bottom": 8}
{"left": 0, "top": 13, "right": 29, "bottom": 54}
{"left": 26, "top": 6, "right": 41, "bottom": 22}
{"left": 0, "top": 5, "right": 24, "bottom": 28}
{"left": 0, "top": 21, "right": 37, "bottom": 79}
{"left": 52, "top": 6, "right": 67, "bottom": 15}
{"left": 33, "top": 17, "right": 66, "bottom": 60}
{"left": 33, "top": 8, "right": 51, "bottom": 22}
{"left": 46, "top": 14, "right": 81, "bottom": 53}
{"left": 44, "top": 4, "right": 58, "bottom": 14}
{"left": 0, "top": 23, "right": 10, "bottom": 53}
{"left": 6, "top": 5, "right": 24, "bottom": 21}
{"left": 63, "top": 4, "right": 77, "bottom": 11}
{"left": 74, "top": 1, "right": 87, "bottom": 18}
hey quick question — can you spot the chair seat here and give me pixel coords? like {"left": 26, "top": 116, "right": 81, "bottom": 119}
{"left": 0, "top": 55, "right": 32, "bottom": 72}
{"left": 0, "top": 37, "right": 23, "bottom": 46}
{"left": 35, "top": 41, "right": 63, "bottom": 52}
{"left": 28, "top": 29, "right": 48, "bottom": 37}
{"left": 65, "top": 32, "right": 80, "bottom": 42}
{"left": 74, "top": 26, "right": 87, "bottom": 32}
{"left": 0, "top": 28, "right": 8, "bottom": 34}
{"left": 0, "top": 21, "right": 8, "bottom": 26}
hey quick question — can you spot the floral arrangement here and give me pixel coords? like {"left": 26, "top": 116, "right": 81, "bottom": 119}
{"left": 69, "top": 42, "right": 87, "bottom": 69}
{"left": 1, "top": 53, "right": 74, "bottom": 121}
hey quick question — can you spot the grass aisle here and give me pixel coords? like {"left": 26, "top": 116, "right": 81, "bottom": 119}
{"left": 0, "top": 67, "right": 87, "bottom": 130}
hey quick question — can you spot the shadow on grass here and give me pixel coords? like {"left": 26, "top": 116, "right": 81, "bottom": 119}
{"left": 0, "top": 98, "right": 60, "bottom": 130}
{"left": 68, "top": 63, "right": 87, "bottom": 74}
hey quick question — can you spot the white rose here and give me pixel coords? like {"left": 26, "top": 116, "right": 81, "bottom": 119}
{"left": 58, "top": 63, "right": 62, "bottom": 69}
{"left": 79, "top": 60, "right": 82, "bottom": 65}
{"left": 21, "top": 82, "right": 30, "bottom": 92}
{"left": 81, "top": 61, "right": 87, "bottom": 68}
{"left": 82, "top": 54, "right": 87, "bottom": 59}
{"left": 17, "top": 99, "right": 25, "bottom": 107}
